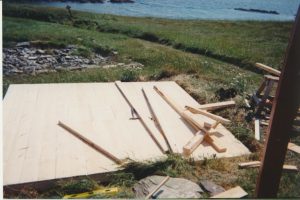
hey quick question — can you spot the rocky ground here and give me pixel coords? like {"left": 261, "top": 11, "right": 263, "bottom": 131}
{"left": 3, "top": 42, "right": 143, "bottom": 76}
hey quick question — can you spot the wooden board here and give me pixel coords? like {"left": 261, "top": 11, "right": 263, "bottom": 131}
{"left": 211, "top": 186, "right": 248, "bottom": 198}
{"left": 255, "top": 63, "right": 281, "bottom": 76}
{"left": 3, "top": 82, "right": 250, "bottom": 186}
{"left": 288, "top": 143, "right": 300, "bottom": 154}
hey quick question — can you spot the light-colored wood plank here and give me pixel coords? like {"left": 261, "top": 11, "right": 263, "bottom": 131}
{"left": 183, "top": 131, "right": 205, "bottom": 156}
{"left": 288, "top": 142, "right": 300, "bottom": 154}
{"left": 211, "top": 186, "right": 248, "bottom": 198}
{"left": 142, "top": 88, "right": 173, "bottom": 153}
{"left": 239, "top": 161, "right": 261, "bottom": 168}
{"left": 198, "top": 100, "right": 236, "bottom": 111}
{"left": 255, "top": 63, "right": 281, "bottom": 76}
{"left": 264, "top": 74, "right": 280, "bottom": 81}
{"left": 254, "top": 119, "right": 261, "bottom": 141}
{"left": 239, "top": 161, "right": 298, "bottom": 171}
{"left": 185, "top": 106, "right": 230, "bottom": 124}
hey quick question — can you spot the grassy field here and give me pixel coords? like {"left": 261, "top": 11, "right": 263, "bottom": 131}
{"left": 3, "top": 3, "right": 300, "bottom": 198}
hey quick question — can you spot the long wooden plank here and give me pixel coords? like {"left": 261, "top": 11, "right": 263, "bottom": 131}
{"left": 239, "top": 161, "right": 298, "bottom": 171}
{"left": 142, "top": 88, "right": 173, "bottom": 153}
{"left": 145, "top": 176, "right": 170, "bottom": 199}
{"left": 288, "top": 142, "right": 300, "bottom": 154}
{"left": 58, "top": 121, "right": 123, "bottom": 165}
{"left": 115, "top": 81, "right": 166, "bottom": 153}
{"left": 211, "top": 186, "right": 248, "bottom": 198}
{"left": 255, "top": 63, "right": 281, "bottom": 76}
{"left": 185, "top": 106, "right": 230, "bottom": 124}
{"left": 198, "top": 100, "right": 236, "bottom": 111}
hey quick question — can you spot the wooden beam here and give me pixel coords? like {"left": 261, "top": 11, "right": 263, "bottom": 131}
{"left": 181, "top": 110, "right": 218, "bottom": 132}
{"left": 211, "top": 186, "right": 248, "bottom": 198}
{"left": 183, "top": 131, "right": 205, "bottom": 156}
{"left": 115, "top": 81, "right": 165, "bottom": 153}
{"left": 254, "top": 119, "right": 261, "bottom": 141}
{"left": 142, "top": 88, "right": 173, "bottom": 153}
{"left": 255, "top": 7, "right": 300, "bottom": 197}
{"left": 288, "top": 142, "right": 300, "bottom": 154}
{"left": 255, "top": 63, "right": 281, "bottom": 76}
{"left": 239, "top": 161, "right": 298, "bottom": 171}
{"left": 145, "top": 176, "right": 170, "bottom": 199}
{"left": 58, "top": 121, "right": 123, "bottom": 165}
{"left": 198, "top": 100, "right": 236, "bottom": 111}
{"left": 185, "top": 105, "right": 230, "bottom": 124}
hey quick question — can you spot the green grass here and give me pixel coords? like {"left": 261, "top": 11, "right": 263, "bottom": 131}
{"left": 3, "top": 3, "right": 300, "bottom": 199}
{"left": 3, "top": 4, "right": 292, "bottom": 69}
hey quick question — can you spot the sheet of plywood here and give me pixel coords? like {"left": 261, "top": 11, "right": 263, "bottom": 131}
{"left": 3, "top": 82, "right": 250, "bottom": 187}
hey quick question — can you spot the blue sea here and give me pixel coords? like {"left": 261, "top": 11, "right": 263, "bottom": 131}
{"left": 31, "top": 0, "right": 299, "bottom": 21}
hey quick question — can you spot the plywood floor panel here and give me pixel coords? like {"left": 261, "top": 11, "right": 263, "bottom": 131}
{"left": 3, "top": 82, "right": 250, "bottom": 186}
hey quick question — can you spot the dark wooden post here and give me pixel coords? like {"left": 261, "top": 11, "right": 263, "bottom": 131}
{"left": 255, "top": 6, "right": 300, "bottom": 197}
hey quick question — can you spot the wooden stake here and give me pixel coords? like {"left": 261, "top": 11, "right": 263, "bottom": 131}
{"left": 58, "top": 121, "right": 123, "bottom": 165}
{"left": 185, "top": 105, "right": 230, "bottom": 124}
{"left": 211, "top": 186, "right": 248, "bottom": 198}
{"left": 115, "top": 81, "right": 165, "bottom": 153}
{"left": 198, "top": 100, "right": 236, "bottom": 111}
{"left": 255, "top": 63, "right": 281, "bottom": 76}
{"left": 145, "top": 176, "right": 170, "bottom": 199}
{"left": 142, "top": 88, "right": 173, "bottom": 153}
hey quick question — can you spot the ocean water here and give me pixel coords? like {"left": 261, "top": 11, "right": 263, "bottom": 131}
{"left": 32, "top": 0, "right": 299, "bottom": 21}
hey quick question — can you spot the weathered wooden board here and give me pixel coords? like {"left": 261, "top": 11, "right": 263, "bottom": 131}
{"left": 3, "top": 82, "right": 250, "bottom": 186}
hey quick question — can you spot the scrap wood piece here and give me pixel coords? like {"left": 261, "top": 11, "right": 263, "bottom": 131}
{"left": 238, "top": 161, "right": 298, "bottom": 171}
{"left": 211, "top": 186, "right": 248, "bottom": 198}
{"left": 145, "top": 176, "right": 170, "bottom": 199}
{"left": 154, "top": 85, "right": 226, "bottom": 153}
{"left": 185, "top": 105, "right": 231, "bottom": 124}
{"left": 288, "top": 142, "right": 300, "bottom": 154}
{"left": 198, "top": 100, "right": 236, "bottom": 111}
{"left": 58, "top": 121, "right": 123, "bottom": 165}
{"left": 254, "top": 119, "right": 261, "bottom": 141}
{"left": 142, "top": 88, "right": 173, "bottom": 153}
{"left": 255, "top": 63, "right": 281, "bottom": 76}
{"left": 264, "top": 74, "right": 280, "bottom": 81}
{"left": 206, "top": 134, "right": 227, "bottom": 153}
{"left": 183, "top": 131, "right": 205, "bottom": 156}
{"left": 115, "top": 81, "right": 165, "bottom": 153}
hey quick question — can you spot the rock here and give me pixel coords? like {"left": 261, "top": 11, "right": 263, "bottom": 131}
{"left": 200, "top": 180, "right": 225, "bottom": 196}
{"left": 133, "top": 176, "right": 203, "bottom": 198}
{"left": 37, "top": 49, "right": 45, "bottom": 54}
{"left": 16, "top": 42, "right": 30, "bottom": 47}
{"left": 28, "top": 56, "right": 38, "bottom": 60}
